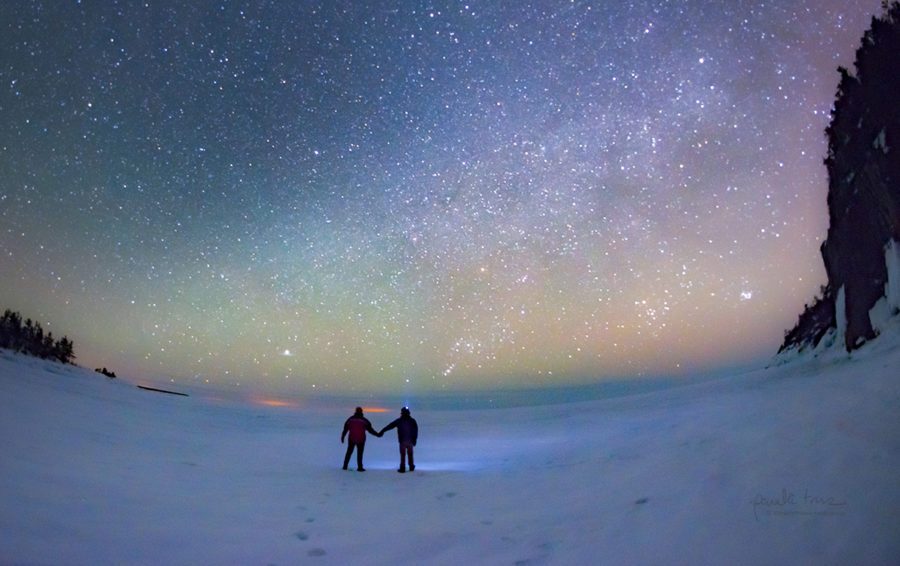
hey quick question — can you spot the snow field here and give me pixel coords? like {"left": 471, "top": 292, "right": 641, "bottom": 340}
{"left": 1, "top": 337, "right": 899, "bottom": 565}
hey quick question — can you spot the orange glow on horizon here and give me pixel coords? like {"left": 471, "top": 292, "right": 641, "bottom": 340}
{"left": 250, "top": 397, "right": 301, "bottom": 408}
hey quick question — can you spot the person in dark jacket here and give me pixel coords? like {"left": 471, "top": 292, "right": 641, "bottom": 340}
{"left": 341, "top": 407, "right": 381, "bottom": 471}
{"left": 379, "top": 407, "right": 418, "bottom": 473}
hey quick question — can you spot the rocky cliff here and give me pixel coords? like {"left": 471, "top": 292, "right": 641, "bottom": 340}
{"left": 780, "top": 3, "right": 900, "bottom": 353}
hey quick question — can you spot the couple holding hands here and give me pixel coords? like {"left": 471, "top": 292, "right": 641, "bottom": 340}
{"left": 341, "top": 406, "right": 418, "bottom": 473}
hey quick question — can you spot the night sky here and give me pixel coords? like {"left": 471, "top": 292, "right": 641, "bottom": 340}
{"left": 0, "top": 1, "right": 884, "bottom": 394}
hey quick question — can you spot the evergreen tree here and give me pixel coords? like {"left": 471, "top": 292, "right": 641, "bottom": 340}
{"left": 0, "top": 308, "right": 77, "bottom": 364}
{"left": 55, "top": 336, "right": 75, "bottom": 364}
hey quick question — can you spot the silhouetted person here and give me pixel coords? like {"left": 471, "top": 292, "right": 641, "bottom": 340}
{"left": 379, "top": 407, "right": 418, "bottom": 473}
{"left": 341, "top": 407, "right": 381, "bottom": 471}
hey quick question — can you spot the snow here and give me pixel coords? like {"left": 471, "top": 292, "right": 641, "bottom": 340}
{"left": 865, "top": 239, "right": 900, "bottom": 335}
{"left": 2, "top": 334, "right": 900, "bottom": 565}
{"left": 873, "top": 128, "right": 890, "bottom": 153}
{"left": 885, "top": 239, "right": 900, "bottom": 312}
{"left": 835, "top": 284, "right": 847, "bottom": 346}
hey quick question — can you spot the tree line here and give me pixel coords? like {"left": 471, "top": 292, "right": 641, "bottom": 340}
{"left": 0, "top": 309, "right": 76, "bottom": 364}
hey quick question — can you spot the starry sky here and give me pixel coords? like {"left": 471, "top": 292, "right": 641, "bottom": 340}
{"left": 0, "top": 0, "right": 884, "bottom": 394}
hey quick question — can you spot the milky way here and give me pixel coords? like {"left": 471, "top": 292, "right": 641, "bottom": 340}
{"left": 0, "top": 1, "right": 884, "bottom": 393}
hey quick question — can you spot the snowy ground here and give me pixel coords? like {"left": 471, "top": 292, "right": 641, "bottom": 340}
{"left": 2, "top": 330, "right": 899, "bottom": 565}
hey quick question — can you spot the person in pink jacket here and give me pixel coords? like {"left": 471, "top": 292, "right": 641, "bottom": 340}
{"left": 341, "top": 407, "right": 381, "bottom": 471}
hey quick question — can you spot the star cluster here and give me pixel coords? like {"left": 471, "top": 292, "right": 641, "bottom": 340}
{"left": 0, "top": 1, "right": 883, "bottom": 393}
